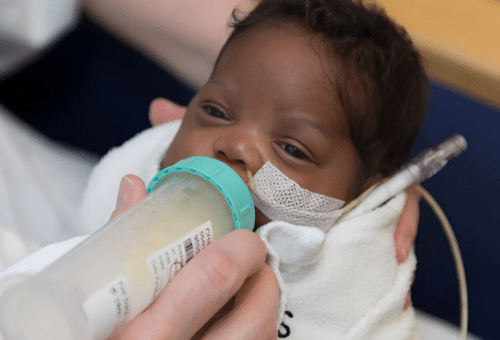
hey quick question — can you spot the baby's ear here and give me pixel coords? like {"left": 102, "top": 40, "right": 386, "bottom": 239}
{"left": 148, "top": 98, "right": 186, "bottom": 127}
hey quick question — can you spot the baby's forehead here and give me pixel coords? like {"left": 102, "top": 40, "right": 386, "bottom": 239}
{"left": 214, "top": 26, "right": 341, "bottom": 96}
{"left": 201, "top": 22, "right": 351, "bottom": 139}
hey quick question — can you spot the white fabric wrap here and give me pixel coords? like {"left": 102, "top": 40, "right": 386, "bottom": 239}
{"left": 78, "top": 120, "right": 181, "bottom": 234}
{"left": 0, "top": 107, "right": 96, "bottom": 269}
{"left": 258, "top": 192, "right": 418, "bottom": 340}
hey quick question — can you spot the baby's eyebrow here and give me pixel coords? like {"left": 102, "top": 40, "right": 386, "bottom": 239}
{"left": 206, "top": 78, "right": 236, "bottom": 94}
{"left": 283, "top": 114, "right": 330, "bottom": 139}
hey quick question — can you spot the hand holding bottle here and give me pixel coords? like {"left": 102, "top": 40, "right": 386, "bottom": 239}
{"left": 108, "top": 174, "right": 280, "bottom": 340}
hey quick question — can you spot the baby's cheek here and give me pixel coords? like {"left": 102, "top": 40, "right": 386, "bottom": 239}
{"left": 160, "top": 145, "right": 182, "bottom": 170}
{"left": 161, "top": 128, "right": 197, "bottom": 169}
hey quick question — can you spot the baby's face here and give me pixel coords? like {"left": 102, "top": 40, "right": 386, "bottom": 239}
{"left": 154, "top": 24, "right": 361, "bottom": 226}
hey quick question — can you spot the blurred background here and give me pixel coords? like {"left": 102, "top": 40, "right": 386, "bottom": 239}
{"left": 0, "top": 0, "right": 498, "bottom": 339}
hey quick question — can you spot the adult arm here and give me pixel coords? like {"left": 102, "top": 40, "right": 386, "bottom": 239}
{"left": 82, "top": 0, "right": 258, "bottom": 89}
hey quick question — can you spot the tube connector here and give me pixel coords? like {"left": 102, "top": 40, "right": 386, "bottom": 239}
{"left": 406, "top": 134, "right": 468, "bottom": 185}
{"left": 346, "top": 134, "right": 468, "bottom": 217}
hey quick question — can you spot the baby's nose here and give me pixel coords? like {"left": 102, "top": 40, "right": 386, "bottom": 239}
{"left": 212, "top": 129, "right": 265, "bottom": 178}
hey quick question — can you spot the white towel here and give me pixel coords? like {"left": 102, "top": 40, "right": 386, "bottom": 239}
{"left": 77, "top": 120, "right": 182, "bottom": 235}
{"left": 0, "top": 120, "right": 416, "bottom": 339}
{"left": 258, "top": 193, "right": 417, "bottom": 339}
{"left": 0, "top": 121, "right": 180, "bottom": 282}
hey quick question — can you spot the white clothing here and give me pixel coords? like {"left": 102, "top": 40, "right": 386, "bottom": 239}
{"left": 0, "top": 106, "right": 97, "bottom": 269}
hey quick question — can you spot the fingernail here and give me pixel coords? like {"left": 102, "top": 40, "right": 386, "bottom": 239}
{"left": 116, "top": 176, "right": 133, "bottom": 210}
{"left": 396, "top": 241, "right": 411, "bottom": 263}
{"left": 396, "top": 247, "right": 406, "bottom": 263}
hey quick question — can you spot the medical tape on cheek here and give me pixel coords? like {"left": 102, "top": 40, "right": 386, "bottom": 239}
{"left": 248, "top": 162, "right": 345, "bottom": 232}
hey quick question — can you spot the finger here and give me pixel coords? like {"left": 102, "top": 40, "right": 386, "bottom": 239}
{"left": 149, "top": 97, "right": 186, "bottom": 127}
{"left": 110, "top": 175, "right": 148, "bottom": 220}
{"left": 404, "top": 271, "right": 416, "bottom": 310}
{"left": 112, "top": 229, "right": 268, "bottom": 340}
{"left": 404, "top": 290, "right": 412, "bottom": 310}
{"left": 190, "top": 298, "right": 235, "bottom": 340}
{"left": 200, "top": 263, "right": 280, "bottom": 340}
{"left": 394, "top": 186, "right": 421, "bottom": 263}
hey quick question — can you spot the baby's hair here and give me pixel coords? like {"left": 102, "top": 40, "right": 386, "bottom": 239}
{"left": 215, "top": 0, "right": 428, "bottom": 180}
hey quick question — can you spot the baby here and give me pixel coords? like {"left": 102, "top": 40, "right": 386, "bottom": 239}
{"left": 1, "top": 0, "right": 427, "bottom": 338}
{"left": 152, "top": 1, "right": 426, "bottom": 338}
{"left": 156, "top": 0, "right": 427, "bottom": 227}
{"left": 84, "top": 0, "right": 426, "bottom": 338}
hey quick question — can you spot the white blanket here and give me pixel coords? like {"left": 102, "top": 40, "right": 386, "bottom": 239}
{"left": 0, "top": 119, "right": 416, "bottom": 339}
{"left": 0, "top": 119, "right": 179, "bottom": 281}
{"left": 0, "top": 106, "right": 97, "bottom": 270}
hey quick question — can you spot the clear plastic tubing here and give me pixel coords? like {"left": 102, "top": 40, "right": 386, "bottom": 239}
{"left": 0, "top": 157, "right": 255, "bottom": 340}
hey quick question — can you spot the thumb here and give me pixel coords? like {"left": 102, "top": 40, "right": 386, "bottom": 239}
{"left": 110, "top": 175, "right": 148, "bottom": 220}
{"left": 149, "top": 98, "right": 186, "bottom": 127}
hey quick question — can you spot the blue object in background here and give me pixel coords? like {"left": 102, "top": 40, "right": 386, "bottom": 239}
{"left": 411, "top": 83, "right": 499, "bottom": 340}
{"left": 0, "top": 15, "right": 498, "bottom": 340}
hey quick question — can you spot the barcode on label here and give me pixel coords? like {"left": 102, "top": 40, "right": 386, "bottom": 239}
{"left": 147, "top": 221, "right": 213, "bottom": 300}
{"left": 184, "top": 238, "right": 194, "bottom": 262}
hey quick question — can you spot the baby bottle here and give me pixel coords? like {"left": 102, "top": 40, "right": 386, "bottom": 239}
{"left": 0, "top": 157, "right": 255, "bottom": 340}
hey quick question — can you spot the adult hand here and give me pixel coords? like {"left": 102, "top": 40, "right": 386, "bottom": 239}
{"left": 108, "top": 175, "right": 279, "bottom": 340}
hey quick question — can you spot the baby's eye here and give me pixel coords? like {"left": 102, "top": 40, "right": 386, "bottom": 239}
{"left": 279, "top": 143, "right": 308, "bottom": 160}
{"left": 202, "top": 104, "right": 228, "bottom": 119}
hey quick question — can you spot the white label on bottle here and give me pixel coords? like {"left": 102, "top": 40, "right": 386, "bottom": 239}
{"left": 82, "top": 276, "right": 131, "bottom": 340}
{"left": 147, "top": 221, "right": 213, "bottom": 300}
